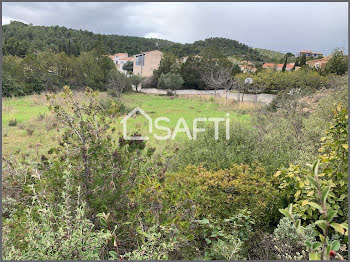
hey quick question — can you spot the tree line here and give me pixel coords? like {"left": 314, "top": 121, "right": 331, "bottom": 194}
{"left": 2, "top": 44, "right": 116, "bottom": 97}
{"left": 3, "top": 21, "right": 270, "bottom": 61}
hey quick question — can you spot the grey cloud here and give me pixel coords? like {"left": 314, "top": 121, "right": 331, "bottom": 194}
{"left": 2, "top": 2, "right": 348, "bottom": 54}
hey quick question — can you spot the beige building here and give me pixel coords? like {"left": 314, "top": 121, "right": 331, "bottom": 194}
{"left": 299, "top": 50, "right": 323, "bottom": 58}
{"left": 306, "top": 56, "right": 330, "bottom": 69}
{"left": 133, "top": 50, "right": 163, "bottom": 77}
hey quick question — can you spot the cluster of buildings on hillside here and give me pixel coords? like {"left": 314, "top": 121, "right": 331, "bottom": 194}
{"left": 109, "top": 50, "right": 163, "bottom": 77}
{"left": 108, "top": 49, "right": 329, "bottom": 78}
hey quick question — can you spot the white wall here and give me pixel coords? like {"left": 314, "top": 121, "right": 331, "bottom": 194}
{"left": 132, "top": 88, "right": 276, "bottom": 104}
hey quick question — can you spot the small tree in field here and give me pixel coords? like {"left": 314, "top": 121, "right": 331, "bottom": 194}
{"left": 200, "top": 46, "right": 234, "bottom": 97}
{"left": 107, "top": 69, "right": 131, "bottom": 97}
{"left": 129, "top": 75, "right": 143, "bottom": 92}
{"left": 157, "top": 72, "right": 184, "bottom": 96}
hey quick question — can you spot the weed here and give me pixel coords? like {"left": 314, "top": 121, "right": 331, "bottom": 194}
{"left": 37, "top": 113, "right": 46, "bottom": 121}
{"left": 26, "top": 128, "right": 34, "bottom": 136}
{"left": 8, "top": 119, "right": 17, "bottom": 126}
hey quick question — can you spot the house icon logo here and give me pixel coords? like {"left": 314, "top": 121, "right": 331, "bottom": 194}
{"left": 120, "top": 107, "right": 152, "bottom": 140}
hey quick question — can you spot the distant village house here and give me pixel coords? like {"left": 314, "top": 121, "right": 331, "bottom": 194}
{"left": 118, "top": 57, "right": 135, "bottom": 74}
{"left": 262, "top": 63, "right": 296, "bottom": 71}
{"left": 133, "top": 50, "right": 163, "bottom": 77}
{"left": 108, "top": 53, "right": 135, "bottom": 74}
{"left": 239, "top": 64, "right": 257, "bottom": 73}
{"left": 306, "top": 56, "right": 330, "bottom": 69}
{"left": 299, "top": 50, "right": 323, "bottom": 58}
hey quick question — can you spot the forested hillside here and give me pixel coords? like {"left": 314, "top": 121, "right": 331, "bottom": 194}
{"left": 2, "top": 21, "right": 174, "bottom": 56}
{"left": 3, "top": 21, "right": 273, "bottom": 61}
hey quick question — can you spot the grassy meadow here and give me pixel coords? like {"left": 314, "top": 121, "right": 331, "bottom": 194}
{"left": 2, "top": 91, "right": 253, "bottom": 157}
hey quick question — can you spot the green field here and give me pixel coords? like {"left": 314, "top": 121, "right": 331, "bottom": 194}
{"left": 2, "top": 92, "right": 252, "bottom": 157}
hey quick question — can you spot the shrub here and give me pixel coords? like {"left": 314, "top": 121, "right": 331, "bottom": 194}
{"left": 325, "top": 49, "right": 348, "bottom": 76}
{"left": 235, "top": 68, "right": 327, "bottom": 94}
{"left": 26, "top": 128, "right": 34, "bottom": 136}
{"left": 173, "top": 120, "right": 258, "bottom": 171}
{"left": 275, "top": 104, "right": 348, "bottom": 221}
{"left": 272, "top": 216, "right": 315, "bottom": 260}
{"left": 166, "top": 164, "right": 279, "bottom": 226}
{"left": 193, "top": 211, "right": 253, "bottom": 259}
{"left": 157, "top": 72, "right": 184, "bottom": 95}
{"left": 8, "top": 119, "right": 17, "bottom": 126}
{"left": 107, "top": 69, "right": 131, "bottom": 97}
{"left": 2, "top": 168, "right": 112, "bottom": 260}
{"left": 119, "top": 224, "right": 181, "bottom": 260}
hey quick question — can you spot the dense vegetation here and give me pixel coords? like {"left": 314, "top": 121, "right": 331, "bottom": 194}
{"left": 2, "top": 21, "right": 174, "bottom": 57}
{"left": 3, "top": 21, "right": 347, "bottom": 98}
{"left": 2, "top": 20, "right": 348, "bottom": 260}
{"left": 3, "top": 21, "right": 273, "bottom": 61}
{"left": 2, "top": 72, "right": 348, "bottom": 259}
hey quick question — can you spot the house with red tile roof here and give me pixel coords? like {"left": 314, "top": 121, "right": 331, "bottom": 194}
{"left": 118, "top": 57, "right": 135, "bottom": 74}
{"left": 239, "top": 64, "right": 257, "bottom": 73}
{"left": 306, "top": 56, "right": 330, "bottom": 69}
{"left": 262, "top": 63, "right": 296, "bottom": 71}
{"left": 108, "top": 53, "right": 135, "bottom": 74}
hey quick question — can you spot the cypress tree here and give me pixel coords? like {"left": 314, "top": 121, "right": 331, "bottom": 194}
{"left": 299, "top": 54, "right": 307, "bottom": 66}
{"left": 292, "top": 58, "right": 299, "bottom": 71}
{"left": 282, "top": 54, "right": 288, "bottom": 72}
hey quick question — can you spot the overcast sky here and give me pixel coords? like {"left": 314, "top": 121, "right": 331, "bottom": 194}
{"left": 2, "top": 2, "right": 348, "bottom": 55}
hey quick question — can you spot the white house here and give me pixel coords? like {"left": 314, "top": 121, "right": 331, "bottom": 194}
{"left": 109, "top": 53, "right": 135, "bottom": 74}
{"left": 118, "top": 57, "right": 135, "bottom": 74}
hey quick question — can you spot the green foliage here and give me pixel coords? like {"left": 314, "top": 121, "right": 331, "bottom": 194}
{"left": 107, "top": 69, "right": 132, "bottom": 97}
{"left": 174, "top": 120, "right": 258, "bottom": 170}
{"left": 167, "top": 164, "right": 278, "bottom": 225}
{"left": 277, "top": 105, "right": 348, "bottom": 260}
{"left": 46, "top": 87, "right": 152, "bottom": 219}
{"left": 235, "top": 68, "right": 327, "bottom": 94}
{"left": 153, "top": 52, "right": 181, "bottom": 84}
{"left": 122, "top": 60, "right": 133, "bottom": 73}
{"left": 129, "top": 74, "right": 143, "bottom": 87}
{"left": 161, "top": 37, "right": 267, "bottom": 61}
{"left": 272, "top": 216, "right": 315, "bottom": 260}
{"left": 325, "top": 49, "right": 348, "bottom": 75}
{"left": 279, "top": 161, "right": 348, "bottom": 260}
{"left": 120, "top": 224, "right": 181, "bottom": 260}
{"left": 255, "top": 48, "right": 286, "bottom": 63}
{"left": 282, "top": 54, "right": 288, "bottom": 72}
{"left": 2, "top": 21, "right": 174, "bottom": 56}
{"left": 2, "top": 47, "right": 115, "bottom": 97}
{"left": 157, "top": 72, "right": 184, "bottom": 94}
{"left": 300, "top": 53, "right": 307, "bottom": 67}
{"left": 8, "top": 119, "right": 17, "bottom": 126}
{"left": 276, "top": 104, "right": 348, "bottom": 222}
{"left": 194, "top": 215, "right": 251, "bottom": 259}
{"left": 180, "top": 55, "right": 206, "bottom": 90}
{"left": 274, "top": 216, "right": 316, "bottom": 246}
{"left": 3, "top": 22, "right": 279, "bottom": 64}
{"left": 2, "top": 166, "right": 111, "bottom": 260}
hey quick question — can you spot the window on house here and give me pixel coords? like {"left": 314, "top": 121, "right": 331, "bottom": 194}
{"left": 135, "top": 54, "right": 145, "bottom": 66}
